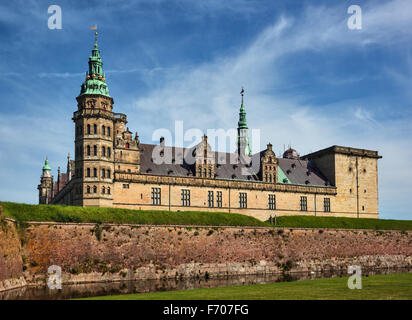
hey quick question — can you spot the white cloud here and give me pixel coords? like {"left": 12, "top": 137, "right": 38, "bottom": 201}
{"left": 126, "top": 0, "right": 412, "bottom": 219}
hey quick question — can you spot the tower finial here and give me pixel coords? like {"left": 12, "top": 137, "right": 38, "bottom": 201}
{"left": 94, "top": 31, "right": 98, "bottom": 49}
{"left": 90, "top": 25, "right": 98, "bottom": 48}
{"left": 240, "top": 87, "right": 244, "bottom": 104}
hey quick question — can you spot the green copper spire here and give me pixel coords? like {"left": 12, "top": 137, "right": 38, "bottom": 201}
{"left": 237, "top": 87, "right": 252, "bottom": 156}
{"left": 42, "top": 157, "right": 51, "bottom": 171}
{"left": 238, "top": 88, "right": 248, "bottom": 129}
{"left": 78, "top": 31, "right": 111, "bottom": 98}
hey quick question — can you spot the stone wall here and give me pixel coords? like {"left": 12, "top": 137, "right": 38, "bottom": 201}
{"left": 0, "top": 211, "right": 25, "bottom": 291}
{"left": 0, "top": 218, "right": 411, "bottom": 292}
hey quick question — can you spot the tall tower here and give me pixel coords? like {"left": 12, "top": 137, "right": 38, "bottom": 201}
{"left": 237, "top": 87, "right": 252, "bottom": 157}
{"left": 38, "top": 158, "right": 53, "bottom": 204}
{"left": 72, "top": 31, "right": 118, "bottom": 206}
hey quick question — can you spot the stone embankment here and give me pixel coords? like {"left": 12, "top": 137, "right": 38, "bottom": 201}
{"left": 1, "top": 214, "right": 411, "bottom": 292}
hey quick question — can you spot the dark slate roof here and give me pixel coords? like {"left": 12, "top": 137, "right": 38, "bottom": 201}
{"left": 139, "top": 143, "right": 330, "bottom": 187}
{"left": 277, "top": 158, "right": 330, "bottom": 186}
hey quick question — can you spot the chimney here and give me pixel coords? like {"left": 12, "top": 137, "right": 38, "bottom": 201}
{"left": 57, "top": 167, "right": 61, "bottom": 193}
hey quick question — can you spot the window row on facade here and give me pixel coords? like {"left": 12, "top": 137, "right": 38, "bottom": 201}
{"left": 299, "top": 196, "right": 331, "bottom": 212}
{"left": 76, "top": 124, "right": 112, "bottom": 137}
{"left": 86, "top": 124, "right": 111, "bottom": 137}
{"left": 264, "top": 173, "right": 274, "bottom": 183}
{"left": 198, "top": 167, "right": 213, "bottom": 178}
{"left": 85, "top": 185, "right": 111, "bottom": 195}
{"left": 83, "top": 145, "right": 112, "bottom": 158}
{"left": 85, "top": 167, "right": 112, "bottom": 179}
{"left": 148, "top": 189, "right": 332, "bottom": 212}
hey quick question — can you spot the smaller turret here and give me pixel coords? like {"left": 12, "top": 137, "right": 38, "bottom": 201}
{"left": 38, "top": 157, "right": 54, "bottom": 204}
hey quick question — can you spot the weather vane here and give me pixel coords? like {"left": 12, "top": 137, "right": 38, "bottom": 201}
{"left": 240, "top": 87, "right": 245, "bottom": 97}
{"left": 90, "top": 25, "right": 98, "bottom": 41}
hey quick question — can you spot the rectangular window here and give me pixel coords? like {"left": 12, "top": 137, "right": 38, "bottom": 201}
{"left": 151, "top": 188, "right": 161, "bottom": 205}
{"left": 216, "top": 191, "right": 222, "bottom": 208}
{"left": 123, "top": 184, "right": 129, "bottom": 189}
{"left": 324, "top": 198, "right": 331, "bottom": 212}
{"left": 300, "top": 196, "right": 307, "bottom": 211}
{"left": 268, "top": 194, "right": 276, "bottom": 210}
{"left": 181, "top": 189, "right": 190, "bottom": 207}
{"left": 239, "top": 192, "right": 247, "bottom": 208}
{"left": 208, "top": 191, "right": 214, "bottom": 207}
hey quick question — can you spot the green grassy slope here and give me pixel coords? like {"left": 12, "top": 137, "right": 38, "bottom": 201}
{"left": 1, "top": 201, "right": 411, "bottom": 230}
{"left": 81, "top": 273, "right": 412, "bottom": 300}
{"left": 275, "top": 215, "right": 412, "bottom": 231}
{"left": 0, "top": 201, "right": 269, "bottom": 226}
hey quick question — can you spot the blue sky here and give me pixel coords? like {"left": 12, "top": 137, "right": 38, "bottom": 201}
{"left": 0, "top": 0, "right": 411, "bottom": 219}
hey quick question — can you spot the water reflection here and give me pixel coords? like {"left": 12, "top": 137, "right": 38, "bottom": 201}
{"left": 1, "top": 267, "right": 410, "bottom": 300}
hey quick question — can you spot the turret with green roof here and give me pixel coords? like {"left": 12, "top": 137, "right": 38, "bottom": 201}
{"left": 42, "top": 157, "right": 51, "bottom": 171}
{"left": 78, "top": 31, "right": 110, "bottom": 98}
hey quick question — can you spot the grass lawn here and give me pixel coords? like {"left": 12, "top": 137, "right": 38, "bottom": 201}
{"left": 1, "top": 201, "right": 411, "bottom": 230}
{"left": 275, "top": 215, "right": 412, "bottom": 231}
{"left": 81, "top": 273, "right": 412, "bottom": 300}
{"left": 0, "top": 201, "right": 269, "bottom": 227}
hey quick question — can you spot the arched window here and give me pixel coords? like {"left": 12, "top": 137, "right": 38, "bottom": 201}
{"left": 102, "top": 187, "right": 105, "bottom": 194}
{"left": 265, "top": 173, "right": 268, "bottom": 182}
{"left": 93, "top": 168, "right": 97, "bottom": 177}
{"left": 107, "top": 127, "right": 111, "bottom": 137}
{"left": 208, "top": 169, "right": 212, "bottom": 177}
{"left": 107, "top": 169, "right": 111, "bottom": 178}
{"left": 269, "top": 174, "right": 272, "bottom": 183}
{"left": 93, "top": 124, "right": 97, "bottom": 134}
{"left": 93, "top": 145, "right": 97, "bottom": 156}
{"left": 87, "top": 145, "right": 90, "bottom": 156}
{"left": 102, "top": 125, "right": 105, "bottom": 136}
{"left": 107, "top": 187, "right": 111, "bottom": 195}
{"left": 102, "top": 146, "right": 106, "bottom": 157}
{"left": 86, "top": 168, "right": 90, "bottom": 177}
{"left": 126, "top": 142, "right": 130, "bottom": 149}
{"left": 93, "top": 186, "right": 97, "bottom": 193}
{"left": 108, "top": 147, "right": 111, "bottom": 158}
{"left": 87, "top": 186, "right": 90, "bottom": 193}
{"left": 203, "top": 168, "right": 207, "bottom": 177}
{"left": 102, "top": 168, "right": 105, "bottom": 178}
{"left": 198, "top": 168, "right": 202, "bottom": 177}
{"left": 87, "top": 124, "right": 90, "bottom": 134}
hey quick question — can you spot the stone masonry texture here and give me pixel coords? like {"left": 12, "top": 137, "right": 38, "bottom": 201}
{"left": 0, "top": 219, "right": 411, "bottom": 291}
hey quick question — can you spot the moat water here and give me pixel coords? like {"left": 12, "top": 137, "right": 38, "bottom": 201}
{"left": 1, "top": 267, "right": 410, "bottom": 300}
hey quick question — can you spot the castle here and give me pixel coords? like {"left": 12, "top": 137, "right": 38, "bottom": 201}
{"left": 37, "top": 33, "right": 382, "bottom": 221}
